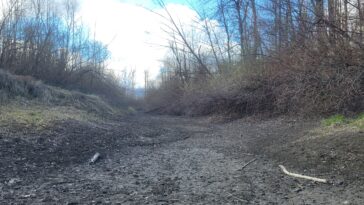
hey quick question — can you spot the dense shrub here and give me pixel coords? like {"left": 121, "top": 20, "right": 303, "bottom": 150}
{"left": 145, "top": 48, "right": 364, "bottom": 117}
{"left": 145, "top": 76, "right": 185, "bottom": 115}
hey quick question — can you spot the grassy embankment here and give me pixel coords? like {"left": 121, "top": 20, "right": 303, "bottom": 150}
{"left": 0, "top": 70, "right": 134, "bottom": 130}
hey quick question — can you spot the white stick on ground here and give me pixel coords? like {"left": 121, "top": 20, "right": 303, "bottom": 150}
{"left": 279, "top": 165, "right": 327, "bottom": 183}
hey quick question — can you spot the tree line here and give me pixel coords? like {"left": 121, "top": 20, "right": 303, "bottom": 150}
{"left": 0, "top": 0, "right": 127, "bottom": 105}
{"left": 146, "top": 0, "right": 364, "bottom": 116}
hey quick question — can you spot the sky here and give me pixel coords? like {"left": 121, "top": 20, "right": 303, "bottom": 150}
{"left": 77, "top": 0, "right": 201, "bottom": 87}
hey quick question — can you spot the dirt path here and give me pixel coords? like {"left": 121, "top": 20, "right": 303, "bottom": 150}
{"left": 0, "top": 114, "right": 363, "bottom": 204}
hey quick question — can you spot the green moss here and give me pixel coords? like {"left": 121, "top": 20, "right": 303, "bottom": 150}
{"left": 322, "top": 113, "right": 363, "bottom": 130}
{"left": 322, "top": 114, "right": 346, "bottom": 126}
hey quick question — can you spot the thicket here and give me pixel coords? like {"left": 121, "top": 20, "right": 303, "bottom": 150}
{"left": 0, "top": 0, "right": 127, "bottom": 106}
{"left": 145, "top": 0, "right": 364, "bottom": 117}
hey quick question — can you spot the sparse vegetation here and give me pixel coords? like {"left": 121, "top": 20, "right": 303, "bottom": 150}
{"left": 0, "top": 69, "right": 116, "bottom": 114}
{"left": 0, "top": 104, "right": 99, "bottom": 130}
{"left": 0, "top": 69, "right": 134, "bottom": 132}
{"left": 299, "top": 113, "right": 364, "bottom": 142}
{"left": 352, "top": 113, "right": 364, "bottom": 129}
{"left": 322, "top": 115, "right": 347, "bottom": 126}
{"left": 322, "top": 113, "right": 364, "bottom": 130}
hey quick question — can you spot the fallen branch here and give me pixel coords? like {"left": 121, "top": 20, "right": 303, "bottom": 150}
{"left": 227, "top": 193, "right": 248, "bottom": 203}
{"left": 279, "top": 165, "right": 327, "bottom": 183}
{"left": 240, "top": 158, "right": 257, "bottom": 170}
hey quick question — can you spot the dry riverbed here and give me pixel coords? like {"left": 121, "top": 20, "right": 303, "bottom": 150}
{"left": 0, "top": 113, "right": 363, "bottom": 204}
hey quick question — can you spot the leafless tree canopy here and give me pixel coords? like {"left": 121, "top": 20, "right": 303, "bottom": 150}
{"left": 0, "top": 0, "right": 128, "bottom": 105}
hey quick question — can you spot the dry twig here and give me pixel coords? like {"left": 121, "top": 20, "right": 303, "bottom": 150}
{"left": 240, "top": 158, "right": 257, "bottom": 170}
{"left": 227, "top": 193, "right": 248, "bottom": 203}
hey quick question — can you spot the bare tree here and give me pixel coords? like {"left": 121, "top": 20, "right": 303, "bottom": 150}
{"left": 156, "top": 0, "right": 211, "bottom": 76}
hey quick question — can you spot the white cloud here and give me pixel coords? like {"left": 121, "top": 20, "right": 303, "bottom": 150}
{"left": 78, "top": 0, "right": 201, "bottom": 87}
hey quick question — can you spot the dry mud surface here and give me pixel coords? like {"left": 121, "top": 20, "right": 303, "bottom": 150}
{"left": 0, "top": 114, "right": 363, "bottom": 204}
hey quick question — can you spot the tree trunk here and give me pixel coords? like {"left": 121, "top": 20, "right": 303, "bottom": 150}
{"left": 328, "top": 0, "right": 336, "bottom": 45}
{"left": 251, "top": 0, "right": 261, "bottom": 59}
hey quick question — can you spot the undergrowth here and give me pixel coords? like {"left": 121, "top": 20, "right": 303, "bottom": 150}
{"left": 146, "top": 47, "right": 364, "bottom": 117}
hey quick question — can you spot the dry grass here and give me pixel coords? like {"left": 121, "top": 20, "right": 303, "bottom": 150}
{"left": 0, "top": 103, "right": 100, "bottom": 131}
{"left": 0, "top": 69, "right": 135, "bottom": 131}
{"left": 0, "top": 69, "right": 120, "bottom": 115}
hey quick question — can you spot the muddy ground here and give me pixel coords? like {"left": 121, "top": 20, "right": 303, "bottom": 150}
{"left": 0, "top": 114, "right": 363, "bottom": 204}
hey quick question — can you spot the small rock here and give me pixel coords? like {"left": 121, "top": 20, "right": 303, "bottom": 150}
{"left": 7, "top": 178, "right": 21, "bottom": 186}
{"left": 20, "top": 194, "right": 34, "bottom": 198}
{"left": 334, "top": 180, "right": 344, "bottom": 186}
{"left": 294, "top": 188, "right": 303, "bottom": 193}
